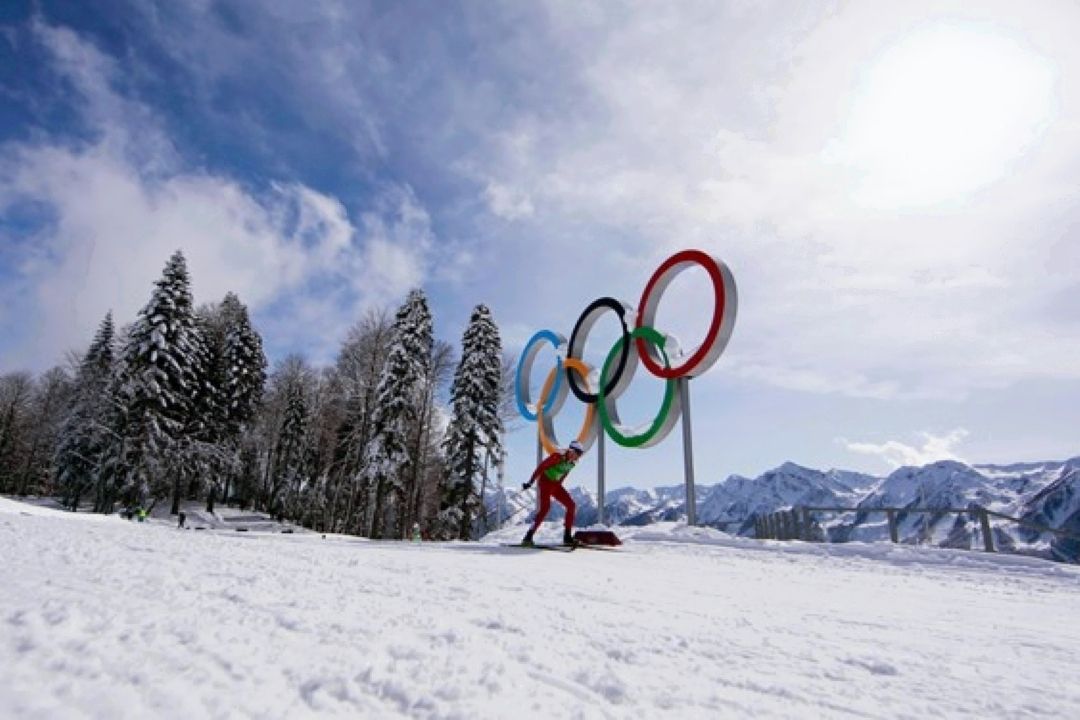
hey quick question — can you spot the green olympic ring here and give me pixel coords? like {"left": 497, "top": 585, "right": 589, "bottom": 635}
{"left": 597, "top": 326, "right": 683, "bottom": 449}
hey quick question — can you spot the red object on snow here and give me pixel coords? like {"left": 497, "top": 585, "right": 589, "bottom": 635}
{"left": 573, "top": 530, "right": 622, "bottom": 546}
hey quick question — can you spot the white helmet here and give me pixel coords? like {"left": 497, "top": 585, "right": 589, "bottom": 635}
{"left": 568, "top": 440, "right": 584, "bottom": 454}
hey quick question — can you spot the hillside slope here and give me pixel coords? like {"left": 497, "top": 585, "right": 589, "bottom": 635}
{"left": 2, "top": 498, "right": 1078, "bottom": 718}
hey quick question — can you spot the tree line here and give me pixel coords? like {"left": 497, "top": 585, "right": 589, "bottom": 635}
{"left": 0, "top": 250, "right": 510, "bottom": 540}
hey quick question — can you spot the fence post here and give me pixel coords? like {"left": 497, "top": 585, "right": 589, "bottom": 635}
{"left": 886, "top": 509, "right": 898, "bottom": 543}
{"left": 978, "top": 507, "right": 995, "bottom": 553}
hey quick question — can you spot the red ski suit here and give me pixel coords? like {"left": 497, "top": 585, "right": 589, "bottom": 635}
{"left": 528, "top": 451, "right": 577, "bottom": 533}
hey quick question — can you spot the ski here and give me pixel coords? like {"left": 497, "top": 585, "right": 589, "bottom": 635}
{"left": 500, "top": 542, "right": 577, "bottom": 552}
{"left": 571, "top": 543, "right": 619, "bottom": 552}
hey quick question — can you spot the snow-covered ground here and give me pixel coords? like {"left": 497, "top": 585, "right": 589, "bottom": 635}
{"left": 2, "top": 497, "right": 1078, "bottom": 719}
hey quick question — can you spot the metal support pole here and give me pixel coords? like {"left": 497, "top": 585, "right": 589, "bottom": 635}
{"left": 679, "top": 377, "right": 697, "bottom": 526}
{"left": 886, "top": 509, "right": 899, "bottom": 543}
{"left": 531, "top": 435, "right": 543, "bottom": 529}
{"left": 496, "top": 447, "right": 505, "bottom": 529}
{"left": 597, "top": 430, "right": 606, "bottom": 526}
{"left": 978, "top": 508, "right": 995, "bottom": 553}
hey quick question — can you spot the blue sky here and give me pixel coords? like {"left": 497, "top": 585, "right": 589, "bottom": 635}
{"left": 2, "top": 0, "right": 1079, "bottom": 490}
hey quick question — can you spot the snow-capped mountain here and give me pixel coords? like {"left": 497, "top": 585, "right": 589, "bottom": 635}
{"left": 697, "top": 462, "right": 875, "bottom": 534}
{"left": 1013, "top": 459, "right": 1080, "bottom": 561}
{"left": 483, "top": 456, "right": 1080, "bottom": 562}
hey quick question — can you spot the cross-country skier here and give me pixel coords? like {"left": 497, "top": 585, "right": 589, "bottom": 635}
{"left": 521, "top": 439, "right": 584, "bottom": 546}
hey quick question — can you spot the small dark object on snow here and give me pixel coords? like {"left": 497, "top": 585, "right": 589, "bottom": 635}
{"left": 281, "top": 529, "right": 294, "bottom": 534}
{"left": 573, "top": 530, "right": 622, "bottom": 547}
{"left": 236, "top": 527, "right": 249, "bottom": 532}
{"left": 177, "top": 512, "right": 186, "bottom": 529}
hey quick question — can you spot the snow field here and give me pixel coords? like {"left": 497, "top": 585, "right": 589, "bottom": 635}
{"left": 2, "top": 498, "right": 1078, "bottom": 719}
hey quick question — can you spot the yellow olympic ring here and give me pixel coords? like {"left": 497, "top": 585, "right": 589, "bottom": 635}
{"left": 537, "top": 357, "right": 597, "bottom": 455}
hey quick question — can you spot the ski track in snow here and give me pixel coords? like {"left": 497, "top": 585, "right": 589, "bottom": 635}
{"left": 1, "top": 499, "right": 1078, "bottom": 719}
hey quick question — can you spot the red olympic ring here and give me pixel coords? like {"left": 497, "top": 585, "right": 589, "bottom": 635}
{"left": 635, "top": 249, "right": 737, "bottom": 380}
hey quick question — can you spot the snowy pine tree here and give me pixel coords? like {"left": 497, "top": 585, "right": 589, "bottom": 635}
{"left": 437, "top": 304, "right": 504, "bottom": 540}
{"left": 182, "top": 293, "right": 268, "bottom": 512}
{"left": 218, "top": 293, "right": 266, "bottom": 509}
{"left": 114, "top": 251, "right": 203, "bottom": 510}
{"left": 174, "top": 290, "right": 218, "bottom": 518}
{"left": 272, "top": 379, "right": 308, "bottom": 520}
{"left": 221, "top": 293, "right": 267, "bottom": 439}
{"left": 362, "top": 289, "right": 433, "bottom": 539}
{"left": 55, "top": 312, "right": 116, "bottom": 510}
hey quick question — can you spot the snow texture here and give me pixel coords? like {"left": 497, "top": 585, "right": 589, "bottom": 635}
{"left": 2, "top": 497, "right": 1078, "bottom": 719}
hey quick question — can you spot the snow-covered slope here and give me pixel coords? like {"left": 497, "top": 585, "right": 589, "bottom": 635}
{"left": 2, "top": 498, "right": 1078, "bottom": 718}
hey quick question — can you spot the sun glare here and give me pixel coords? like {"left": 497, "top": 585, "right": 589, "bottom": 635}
{"left": 832, "top": 24, "right": 1056, "bottom": 207}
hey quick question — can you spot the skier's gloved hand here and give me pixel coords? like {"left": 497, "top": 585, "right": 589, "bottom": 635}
{"left": 522, "top": 481, "right": 533, "bottom": 491}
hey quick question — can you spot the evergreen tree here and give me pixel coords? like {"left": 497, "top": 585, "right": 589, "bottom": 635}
{"left": 55, "top": 312, "right": 116, "bottom": 510}
{"left": 114, "top": 250, "right": 203, "bottom": 510}
{"left": 272, "top": 380, "right": 308, "bottom": 520}
{"left": 221, "top": 293, "right": 267, "bottom": 437}
{"left": 362, "top": 289, "right": 433, "bottom": 539}
{"left": 437, "top": 304, "right": 504, "bottom": 540}
{"left": 94, "top": 323, "right": 134, "bottom": 513}
{"left": 217, "top": 293, "right": 267, "bottom": 508}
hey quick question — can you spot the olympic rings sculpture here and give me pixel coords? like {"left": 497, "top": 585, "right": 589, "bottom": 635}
{"left": 515, "top": 249, "right": 737, "bottom": 453}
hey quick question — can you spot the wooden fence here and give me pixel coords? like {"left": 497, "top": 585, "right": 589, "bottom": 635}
{"left": 754, "top": 504, "right": 1080, "bottom": 556}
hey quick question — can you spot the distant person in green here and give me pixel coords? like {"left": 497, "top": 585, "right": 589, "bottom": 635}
{"left": 522, "top": 440, "right": 584, "bottom": 546}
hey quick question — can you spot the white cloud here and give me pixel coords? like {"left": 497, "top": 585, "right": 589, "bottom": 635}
{"left": 730, "top": 361, "right": 901, "bottom": 401}
{"left": 0, "top": 21, "right": 435, "bottom": 370}
{"left": 475, "top": 0, "right": 1080, "bottom": 400}
{"left": 483, "top": 182, "right": 534, "bottom": 221}
{"left": 842, "top": 429, "right": 970, "bottom": 469}
{"left": 10, "top": 1, "right": 1080, "bottom": 409}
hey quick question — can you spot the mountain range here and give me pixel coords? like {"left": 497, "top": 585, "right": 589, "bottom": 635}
{"left": 484, "top": 456, "right": 1080, "bottom": 562}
